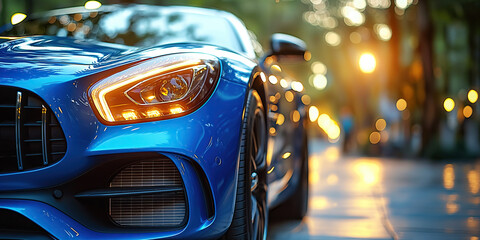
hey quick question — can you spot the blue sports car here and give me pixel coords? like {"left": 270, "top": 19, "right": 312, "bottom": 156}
{"left": 0, "top": 4, "right": 309, "bottom": 240}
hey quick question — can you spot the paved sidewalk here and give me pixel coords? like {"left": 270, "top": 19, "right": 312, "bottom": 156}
{"left": 268, "top": 140, "right": 480, "bottom": 240}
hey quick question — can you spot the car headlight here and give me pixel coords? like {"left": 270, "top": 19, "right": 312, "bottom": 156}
{"left": 89, "top": 53, "right": 220, "bottom": 124}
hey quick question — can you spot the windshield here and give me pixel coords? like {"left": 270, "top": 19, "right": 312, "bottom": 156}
{"left": 1, "top": 5, "right": 245, "bottom": 54}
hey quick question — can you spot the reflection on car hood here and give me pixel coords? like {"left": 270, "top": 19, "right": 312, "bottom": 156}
{"left": 0, "top": 35, "right": 255, "bottom": 88}
{"left": 0, "top": 35, "right": 134, "bottom": 65}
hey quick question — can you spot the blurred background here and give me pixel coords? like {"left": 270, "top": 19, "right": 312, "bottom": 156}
{"left": 1, "top": 0, "right": 480, "bottom": 160}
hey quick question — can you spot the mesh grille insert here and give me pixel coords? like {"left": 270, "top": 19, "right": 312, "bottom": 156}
{"left": 0, "top": 87, "right": 67, "bottom": 173}
{"left": 110, "top": 159, "right": 182, "bottom": 188}
{"left": 109, "top": 193, "right": 186, "bottom": 227}
{"left": 109, "top": 159, "right": 187, "bottom": 227}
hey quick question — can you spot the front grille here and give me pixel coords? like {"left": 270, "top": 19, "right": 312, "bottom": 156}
{"left": 0, "top": 87, "right": 67, "bottom": 173}
{"left": 109, "top": 159, "right": 187, "bottom": 227}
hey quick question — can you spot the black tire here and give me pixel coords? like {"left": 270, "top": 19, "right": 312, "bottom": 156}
{"left": 271, "top": 126, "right": 309, "bottom": 220}
{"left": 225, "top": 90, "right": 268, "bottom": 240}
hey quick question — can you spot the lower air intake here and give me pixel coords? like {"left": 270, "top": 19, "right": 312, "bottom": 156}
{"left": 108, "top": 159, "right": 187, "bottom": 227}
{"left": 110, "top": 193, "right": 186, "bottom": 227}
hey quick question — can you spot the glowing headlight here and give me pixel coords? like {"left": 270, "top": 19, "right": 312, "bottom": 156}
{"left": 89, "top": 53, "right": 220, "bottom": 124}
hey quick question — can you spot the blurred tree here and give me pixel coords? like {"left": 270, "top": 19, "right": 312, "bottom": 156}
{"left": 2, "top": 0, "right": 480, "bottom": 158}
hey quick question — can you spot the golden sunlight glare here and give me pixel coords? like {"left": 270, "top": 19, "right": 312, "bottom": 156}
{"left": 359, "top": 53, "right": 376, "bottom": 73}
{"left": 354, "top": 160, "right": 381, "bottom": 185}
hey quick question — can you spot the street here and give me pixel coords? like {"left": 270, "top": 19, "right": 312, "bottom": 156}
{"left": 268, "top": 140, "right": 480, "bottom": 240}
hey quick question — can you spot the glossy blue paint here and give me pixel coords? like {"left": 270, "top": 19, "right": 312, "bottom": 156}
{"left": 0, "top": 9, "right": 306, "bottom": 239}
{"left": 0, "top": 35, "right": 259, "bottom": 238}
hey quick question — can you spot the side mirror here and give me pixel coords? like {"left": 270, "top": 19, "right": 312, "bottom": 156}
{"left": 270, "top": 33, "right": 307, "bottom": 57}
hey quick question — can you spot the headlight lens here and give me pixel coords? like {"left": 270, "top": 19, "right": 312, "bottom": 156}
{"left": 89, "top": 53, "right": 220, "bottom": 124}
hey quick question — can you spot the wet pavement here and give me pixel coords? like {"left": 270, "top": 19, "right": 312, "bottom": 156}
{"left": 268, "top": 140, "right": 480, "bottom": 240}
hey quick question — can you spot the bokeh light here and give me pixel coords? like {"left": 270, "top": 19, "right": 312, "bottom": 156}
{"left": 291, "top": 110, "right": 301, "bottom": 123}
{"left": 444, "top": 98, "right": 455, "bottom": 112}
{"left": 269, "top": 127, "right": 276, "bottom": 135}
{"left": 395, "top": 0, "right": 409, "bottom": 9}
{"left": 468, "top": 90, "right": 478, "bottom": 103}
{"left": 291, "top": 81, "right": 304, "bottom": 92}
{"left": 375, "top": 118, "right": 387, "bottom": 131}
{"left": 317, "top": 114, "right": 341, "bottom": 141}
{"left": 311, "top": 61, "right": 327, "bottom": 75}
{"left": 352, "top": 0, "right": 367, "bottom": 10}
{"left": 359, "top": 53, "right": 376, "bottom": 73}
{"left": 280, "top": 79, "right": 288, "bottom": 88}
{"left": 374, "top": 24, "right": 392, "bottom": 41}
{"left": 313, "top": 74, "right": 328, "bottom": 90}
{"left": 270, "top": 64, "right": 282, "bottom": 72}
{"left": 369, "top": 132, "right": 381, "bottom": 144}
{"left": 276, "top": 113, "right": 285, "bottom": 125}
{"left": 309, "top": 106, "right": 319, "bottom": 122}
{"left": 285, "top": 91, "right": 294, "bottom": 102}
{"left": 368, "top": 0, "right": 391, "bottom": 8}
{"left": 325, "top": 32, "right": 341, "bottom": 46}
{"left": 260, "top": 72, "right": 267, "bottom": 82}
{"left": 341, "top": 6, "right": 365, "bottom": 26}
{"left": 268, "top": 75, "right": 278, "bottom": 84}
{"left": 463, "top": 106, "right": 473, "bottom": 118}
{"left": 396, "top": 98, "right": 407, "bottom": 111}
{"left": 301, "top": 95, "right": 311, "bottom": 105}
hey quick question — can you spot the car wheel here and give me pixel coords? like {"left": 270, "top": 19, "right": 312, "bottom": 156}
{"left": 226, "top": 89, "right": 268, "bottom": 240}
{"left": 271, "top": 127, "right": 309, "bottom": 220}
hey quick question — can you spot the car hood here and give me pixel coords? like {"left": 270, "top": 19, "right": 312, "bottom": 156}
{"left": 0, "top": 35, "right": 256, "bottom": 93}
{"left": 0, "top": 35, "right": 134, "bottom": 65}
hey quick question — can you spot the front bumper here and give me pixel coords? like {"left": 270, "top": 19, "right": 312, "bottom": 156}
{"left": 0, "top": 75, "right": 248, "bottom": 239}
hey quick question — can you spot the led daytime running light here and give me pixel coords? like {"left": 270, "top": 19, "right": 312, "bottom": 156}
{"left": 89, "top": 53, "right": 220, "bottom": 124}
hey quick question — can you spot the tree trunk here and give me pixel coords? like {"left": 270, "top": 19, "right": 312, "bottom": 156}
{"left": 418, "top": 0, "right": 438, "bottom": 156}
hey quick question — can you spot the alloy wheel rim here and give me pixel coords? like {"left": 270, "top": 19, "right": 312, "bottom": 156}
{"left": 249, "top": 108, "right": 267, "bottom": 240}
